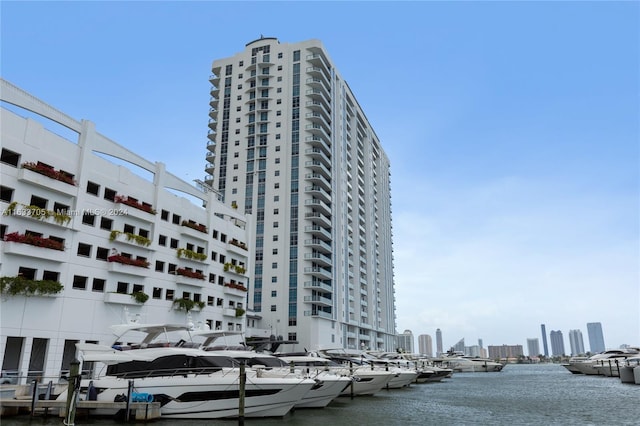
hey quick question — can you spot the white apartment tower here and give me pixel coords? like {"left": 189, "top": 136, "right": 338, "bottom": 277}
{"left": 205, "top": 37, "right": 396, "bottom": 351}
{"left": 418, "top": 334, "right": 433, "bottom": 357}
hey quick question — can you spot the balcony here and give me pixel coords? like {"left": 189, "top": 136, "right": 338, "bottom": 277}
{"left": 304, "top": 185, "right": 331, "bottom": 204}
{"left": 3, "top": 202, "right": 73, "bottom": 229}
{"left": 305, "top": 309, "right": 332, "bottom": 320}
{"left": 103, "top": 292, "right": 141, "bottom": 306}
{"left": 304, "top": 173, "right": 331, "bottom": 192}
{"left": 304, "top": 211, "right": 331, "bottom": 229}
{"left": 2, "top": 241, "right": 67, "bottom": 263}
{"left": 304, "top": 252, "right": 332, "bottom": 267}
{"left": 303, "top": 294, "right": 333, "bottom": 307}
{"left": 304, "top": 266, "right": 332, "bottom": 280}
{"left": 303, "top": 278, "right": 332, "bottom": 292}
{"left": 304, "top": 198, "right": 331, "bottom": 216}
{"left": 223, "top": 283, "right": 248, "bottom": 297}
{"left": 18, "top": 167, "right": 77, "bottom": 197}
{"left": 180, "top": 221, "right": 209, "bottom": 240}
{"left": 304, "top": 224, "right": 331, "bottom": 241}
{"left": 303, "top": 237, "right": 332, "bottom": 252}
{"left": 304, "top": 159, "right": 331, "bottom": 178}
{"left": 110, "top": 231, "right": 152, "bottom": 250}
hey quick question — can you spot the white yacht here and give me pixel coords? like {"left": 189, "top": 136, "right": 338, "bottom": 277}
{"left": 433, "top": 352, "right": 504, "bottom": 372}
{"left": 568, "top": 349, "right": 639, "bottom": 376}
{"left": 619, "top": 356, "right": 640, "bottom": 384}
{"left": 192, "top": 330, "right": 351, "bottom": 408}
{"left": 57, "top": 323, "right": 315, "bottom": 419}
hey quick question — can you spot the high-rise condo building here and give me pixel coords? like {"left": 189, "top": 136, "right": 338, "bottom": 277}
{"left": 205, "top": 38, "right": 396, "bottom": 351}
{"left": 418, "top": 334, "right": 433, "bottom": 357}
{"left": 540, "top": 324, "right": 549, "bottom": 357}
{"left": 586, "top": 322, "right": 606, "bottom": 353}
{"left": 568, "top": 329, "right": 585, "bottom": 356}
{"left": 396, "top": 330, "right": 414, "bottom": 354}
{"left": 526, "top": 338, "right": 540, "bottom": 357}
{"left": 549, "top": 330, "right": 566, "bottom": 356}
{"left": 436, "top": 328, "right": 443, "bottom": 356}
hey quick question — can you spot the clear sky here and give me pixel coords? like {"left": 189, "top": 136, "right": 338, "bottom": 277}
{"left": 2, "top": 1, "right": 638, "bottom": 352}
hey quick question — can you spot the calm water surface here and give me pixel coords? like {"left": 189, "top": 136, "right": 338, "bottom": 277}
{"left": 3, "top": 364, "right": 638, "bottom": 425}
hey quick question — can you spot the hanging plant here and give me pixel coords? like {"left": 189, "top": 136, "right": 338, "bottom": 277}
{"left": 172, "top": 299, "right": 205, "bottom": 312}
{"left": 109, "top": 230, "right": 151, "bottom": 247}
{"left": 131, "top": 291, "right": 149, "bottom": 304}
{"left": 176, "top": 248, "right": 207, "bottom": 261}
{"left": 0, "top": 276, "right": 64, "bottom": 297}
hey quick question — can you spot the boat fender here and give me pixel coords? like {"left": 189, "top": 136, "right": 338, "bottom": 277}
{"left": 131, "top": 392, "right": 154, "bottom": 403}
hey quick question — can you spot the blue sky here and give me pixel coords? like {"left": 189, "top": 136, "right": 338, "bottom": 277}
{"left": 2, "top": 1, "right": 638, "bottom": 352}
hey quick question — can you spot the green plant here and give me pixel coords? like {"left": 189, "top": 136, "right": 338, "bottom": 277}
{"left": 0, "top": 276, "right": 64, "bottom": 297}
{"left": 172, "top": 299, "right": 205, "bottom": 312}
{"left": 3, "top": 201, "right": 71, "bottom": 225}
{"left": 235, "top": 307, "right": 246, "bottom": 317}
{"left": 131, "top": 291, "right": 149, "bottom": 304}
{"left": 176, "top": 248, "right": 207, "bottom": 261}
{"left": 109, "top": 230, "right": 151, "bottom": 247}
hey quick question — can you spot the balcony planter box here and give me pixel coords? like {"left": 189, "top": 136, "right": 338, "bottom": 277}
{"left": 18, "top": 167, "right": 77, "bottom": 197}
{"left": 109, "top": 231, "right": 152, "bottom": 248}
{"left": 103, "top": 292, "right": 140, "bottom": 305}
{"left": 2, "top": 241, "right": 67, "bottom": 263}
{"left": 108, "top": 260, "right": 148, "bottom": 277}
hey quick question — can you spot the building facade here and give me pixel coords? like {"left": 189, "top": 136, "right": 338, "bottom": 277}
{"left": 396, "top": 330, "right": 414, "bottom": 353}
{"left": 487, "top": 345, "right": 524, "bottom": 359}
{"left": 526, "top": 338, "right": 540, "bottom": 357}
{"left": 568, "top": 329, "right": 585, "bottom": 356}
{"left": 586, "top": 322, "right": 605, "bottom": 353}
{"left": 0, "top": 79, "right": 251, "bottom": 383}
{"left": 435, "top": 328, "right": 443, "bottom": 356}
{"left": 418, "top": 334, "right": 433, "bottom": 357}
{"left": 549, "top": 330, "right": 566, "bottom": 356}
{"left": 204, "top": 38, "right": 396, "bottom": 351}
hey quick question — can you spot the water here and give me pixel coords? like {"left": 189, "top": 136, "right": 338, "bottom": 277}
{"left": 2, "top": 364, "right": 638, "bottom": 425}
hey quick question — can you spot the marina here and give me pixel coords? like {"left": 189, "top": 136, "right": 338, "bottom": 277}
{"left": 1, "top": 363, "right": 639, "bottom": 425}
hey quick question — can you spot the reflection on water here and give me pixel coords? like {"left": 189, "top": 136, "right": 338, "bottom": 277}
{"left": 2, "top": 364, "right": 638, "bottom": 425}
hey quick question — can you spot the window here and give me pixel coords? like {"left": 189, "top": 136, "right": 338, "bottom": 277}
{"left": 77, "top": 243, "right": 92, "bottom": 257}
{"left": 0, "top": 148, "right": 20, "bottom": 167}
{"left": 219, "top": 254, "right": 226, "bottom": 264}
{"left": 272, "top": 262, "right": 277, "bottom": 269}
{"left": 153, "top": 287, "right": 162, "bottom": 299}
{"left": 104, "top": 187, "right": 116, "bottom": 201}
{"left": 170, "top": 238, "right": 179, "bottom": 249}
{"left": 82, "top": 213, "right": 96, "bottom": 226}
{"left": 293, "top": 50, "right": 300, "bottom": 61}
{"left": 271, "top": 278, "right": 277, "bottom": 284}
{"left": 42, "top": 270, "right": 59, "bottom": 281}
{"left": 18, "top": 267, "right": 36, "bottom": 280}
{"left": 172, "top": 214, "right": 181, "bottom": 225}
{"left": 220, "top": 234, "right": 227, "bottom": 243}
{"left": 132, "top": 284, "right": 144, "bottom": 294}
{"left": 273, "top": 222, "right": 279, "bottom": 228}
{"left": 155, "top": 261, "right": 165, "bottom": 272}
{"left": 168, "top": 263, "right": 177, "bottom": 274}
{"left": 138, "top": 228, "right": 149, "bottom": 238}
{"left": 72, "top": 275, "right": 88, "bottom": 290}
{"left": 274, "top": 183, "right": 280, "bottom": 189}
{"left": 30, "top": 195, "right": 47, "bottom": 209}
{"left": 0, "top": 186, "right": 13, "bottom": 202}
{"left": 165, "top": 289, "right": 174, "bottom": 301}
{"left": 53, "top": 202, "right": 69, "bottom": 215}
{"left": 123, "top": 224, "right": 135, "bottom": 234}
{"left": 158, "top": 235, "right": 167, "bottom": 246}
{"left": 96, "top": 247, "right": 109, "bottom": 261}
{"left": 272, "top": 249, "right": 278, "bottom": 255}
{"left": 116, "top": 282, "right": 128, "bottom": 294}
{"left": 86, "top": 181, "right": 100, "bottom": 195}
{"left": 273, "top": 235, "right": 278, "bottom": 241}
{"left": 100, "top": 217, "right": 113, "bottom": 230}
{"left": 271, "top": 305, "right": 277, "bottom": 312}
{"left": 161, "top": 210, "right": 169, "bottom": 221}
{"left": 92, "top": 278, "right": 105, "bottom": 292}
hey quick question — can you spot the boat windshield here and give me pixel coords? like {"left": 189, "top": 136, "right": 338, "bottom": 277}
{"left": 106, "top": 354, "right": 236, "bottom": 378}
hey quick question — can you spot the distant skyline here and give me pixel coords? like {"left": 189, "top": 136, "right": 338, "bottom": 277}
{"left": 2, "top": 1, "right": 638, "bottom": 349}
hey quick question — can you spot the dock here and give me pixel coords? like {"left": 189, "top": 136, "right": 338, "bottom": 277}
{"left": 1, "top": 398, "right": 161, "bottom": 420}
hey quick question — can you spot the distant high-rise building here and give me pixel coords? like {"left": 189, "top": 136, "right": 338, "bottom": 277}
{"left": 418, "top": 334, "right": 433, "bottom": 357}
{"left": 478, "top": 338, "right": 483, "bottom": 349}
{"left": 568, "top": 329, "right": 585, "bottom": 355}
{"left": 488, "top": 345, "right": 524, "bottom": 359}
{"left": 541, "top": 324, "right": 549, "bottom": 357}
{"left": 527, "top": 338, "right": 540, "bottom": 357}
{"left": 436, "top": 329, "right": 443, "bottom": 356}
{"left": 452, "top": 338, "right": 465, "bottom": 353}
{"left": 586, "top": 322, "right": 606, "bottom": 353}
{"left": 549, "top": 330, "right": 566, "bottom": 356}
{"left": 205, "top": 37, "right": 396, "bottom": 351}
{"left": 396, "top": 330, "right": 414, "bottom": 353}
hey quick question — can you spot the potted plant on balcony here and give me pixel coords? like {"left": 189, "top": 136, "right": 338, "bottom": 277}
{"left": 4, "top": 232, "right": 64, "bottom": 251}
{"left": 172, "top": 299, "right": 205, "bottom": 312}
{"left": 21, "top": 161, "right": 76, "bottom": 186}
{"left": 131, "top": 291, "right": 149, "bottom": 304}
{"left": 0, "top": 276, "right": 64, "bottom": 297}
